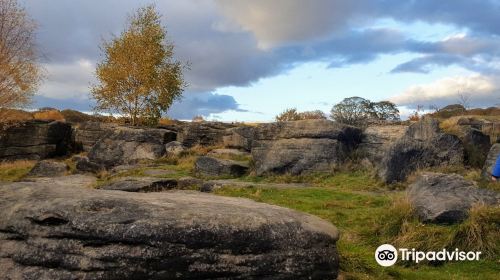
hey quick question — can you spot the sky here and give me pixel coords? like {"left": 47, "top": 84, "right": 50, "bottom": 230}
{"left": 24, "top": 0, "right": 500, "bottom": 121}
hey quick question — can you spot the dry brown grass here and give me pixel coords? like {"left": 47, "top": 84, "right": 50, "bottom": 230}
{"left": 0, "top": 108, "right": 34, "bottom": 122}
{"left": 0, "top": 160, "right": 36, "bottom": 181}
{"left": 33, "top": 110, "right": 65, "bottom": 121}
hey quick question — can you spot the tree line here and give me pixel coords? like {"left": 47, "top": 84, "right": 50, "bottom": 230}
{"left": 276, "top": 97, "right": 400, "bottom": 126}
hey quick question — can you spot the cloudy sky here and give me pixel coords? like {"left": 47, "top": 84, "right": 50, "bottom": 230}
{"left": 25, "top": 0, "right": 500, "bottom": 121}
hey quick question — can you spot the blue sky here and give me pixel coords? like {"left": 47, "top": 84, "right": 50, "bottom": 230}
{"left": 25, "top": 0, "right": 500, "bottom": 121}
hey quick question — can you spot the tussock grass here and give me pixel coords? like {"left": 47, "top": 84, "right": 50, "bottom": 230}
{"left": 452, "top": 204, "right": 500, "bottom": 259}
{"left": 0, "top": 160, "right": 36, "bottom": 181}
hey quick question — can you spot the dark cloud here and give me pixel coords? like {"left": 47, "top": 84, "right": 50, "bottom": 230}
{"left": 23, "top": 0, "right": 500, "bottom": 114}
{"left": 167, "top": 93, "right": 246, "bottom": 119}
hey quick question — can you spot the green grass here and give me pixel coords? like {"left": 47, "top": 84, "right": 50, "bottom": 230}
{"left": 214, "top": 171, "right": 500, "bottom": 280}
{"left": 0, "top": 160, "right": 36, "bottom": 182}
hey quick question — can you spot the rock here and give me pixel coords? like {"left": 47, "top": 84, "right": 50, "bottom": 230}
{"left": 408, "top": 173, "right": 500, "bottom": 224}
{"left": 457, "top": 117, "right": 485, "bottom": 129}
{"left": 222, "top": 126, "right": 256, "bottom": 151}
{"left": 142, "top": 169, "right": 177, "bottom": 177}
{"left": 177, "top": 122, "right": 236, "bottom": 147}
{"left": 208, "top": 148, "right": 250, "bottom": 157}
{"left": 251, "top": 120, "right": 362, "bottom": 175}
{"left": 177, "top": 177, "right": 204, "bottom": 189}
{"left": 100, "top": 177, "right": 178, "bottom": 192}
{"left": 21, "top": 174, "right": 97, "bottom": 189}
{"left": 194, "top": 156, "right": 249, "bottom": 177}
{"left": 0, "top": 180, "right": 339, "bottom": 279}
{"left": 378, "top": 118, "right": 464, "bottom": 183}
{"left": 357, "top": 125, "right": 408, "bottom": 165}
{"left": 88, "top": 127, "right": 176, "bottom": 169}
{"left": 73, "top": 121, "right": 118, "bottom": 152}
{"left": 0, "top": 120, "right": 72, "bottom": 160}
{"left": 165, "top": 141, "right": 185, "bottom": 156}
{"left": 26, "top": 160, "right": 68, "bottom": 177}
{"left": 482, "top": 143, "right": 500, "bottom": 179}
{"left": 462, "top": 128, "right": 491, "bottom": 167}
{"left": 73, "top": 155, "right": 103, "bottom": 173}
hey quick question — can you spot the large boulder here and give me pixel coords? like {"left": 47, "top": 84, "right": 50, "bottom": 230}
{"left": 87, "top": 127, "right": 176, "bottom": 169}
{"left": 482, "top": 143, "right": 500, "bottom": 180}
{"left": 194, "top": 156, "right": 249, "bottom": 177}
{"left": 378, "top": 118, "right": 464, "bottom": 183}
{"left": 408, "top": 173, "right": 500, "bottom": 224}
{"left": 26, "top": 160, "right": 68, "bottom": 177}
{"left": 0, "top": 120, "right": 72, "bottom": 161}
{"left": 357, "top": 125, "right": 408, "bottom": 165}
{"left": 222, "top": 126, "right": 256, "bottom": 151}
{"left": 0, "top": 180, "right": 339, "bottom": 279}
{"left": 251, "top": 120, "right": 362, "bottom": 175}
{"left": 177, "top": 122, "right": 236, "bottom": 148}
{"left": 73, "top": 121, "right": 118, "bottom": 152}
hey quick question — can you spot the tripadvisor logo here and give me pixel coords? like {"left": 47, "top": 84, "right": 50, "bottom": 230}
{"left": 375, "top": 244, "right": 482, "bottom": 267}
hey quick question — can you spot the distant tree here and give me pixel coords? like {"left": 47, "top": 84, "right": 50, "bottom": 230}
{"left": 91, "top": 5, "right": 186, "bottom": 126}
{"left": 330, "top": 97, "right": 400, "bottom": 125}
{"left": 369, "top": 101, "right": 400, "bottom": 121}
{"left": 275, "top": 108, "right": 327, "bottom": 122}
{"left": 192, "top": 115, "right": 204, "bottom": 122}
{"left": 457, "top": 92, "right": 471, "bottom": 109}
{"left": 275, "top": 108, "right": 301, "bottom": 122}
{"left": 0, "top": 0, "right": 43, "bottom": 108}
{"left": 300, "top": 110, "right": 327, "bottom": 120}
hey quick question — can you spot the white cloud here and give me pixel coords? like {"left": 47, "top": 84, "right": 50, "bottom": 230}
{"left": 390, "top": 74, "right": 500, "bottom": 108}
{"left": 37, "top": 59, "right": 95, "bottom": 100}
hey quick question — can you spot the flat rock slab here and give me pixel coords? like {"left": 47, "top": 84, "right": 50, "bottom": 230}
{"left": 208, "top": 148, "right": 250, "bottom": 157}
{"left": 21, "top": 175, "right": 97, "bottom": 189}
{"left": 408, "top": 172, "right": 500, "bottom": 224}
{"left": 26, "top": 160, "right": 68, "bottom": 177}
{"left": 142, "top": 169, "right": 177, "bottom": 177}
{"left": 0, "top": 181, "right": 339, "bottom": 279}
{"left": 100, "top": 177, "right": 178, "bottom": 192}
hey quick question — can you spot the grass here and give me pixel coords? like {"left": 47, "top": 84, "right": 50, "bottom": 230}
{"left": 0, "top": 160, "right": 36, "bottom": 182}
{"left": 213, "top": 172, "right": 500, "bottom": 280}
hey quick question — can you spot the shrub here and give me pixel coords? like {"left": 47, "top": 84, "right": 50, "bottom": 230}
{"left": 33, "top": 109, "right": 65, "bottom": 121}
{"left": 275, "top": 108, "right": 327, "bottom": 122}
{"left": 60, "top": 109, "right": 96, "bottom": 123}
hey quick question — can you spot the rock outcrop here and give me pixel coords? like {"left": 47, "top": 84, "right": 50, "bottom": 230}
{"left": 251, "top": 120, "right": 362, "bottom": 175}
{"left": 378, "top": 118, "right": 464, "bottom": 183}
{"left": 177, "top": 122, "right": 236, "bottom": 148}
{"left": 462, "top": 128, "right": 491, "bottom": 167}
{"left": 87, "top": 127, "right": 176, "bottom": 169}
{"left": 72, "top": 121, "right": 118, "bottom": 152}
{"left": 194, "top": 156, "right": 249, "bottom": 177}
{"left": 0, "top": 180, "right": 339, "bottom": 279}
{"left": 165, "top": 141, "right": 185, "bottom": 156}
{"left": 26, "top": 160, "right": 68, "bottom": 177}
{"left": 223, "top": 126, "right": 256, "bottom": 151}
{"left": 0, "top": 120, "right": 72, "bottom": 160}
{"left": 482, "top": 143, "right": 500, "bottom": 180}
{"left": 408, "top": 173, "right": 500, "bottom": 224}
{"left": 357, "top": 125, "right": 408, "bottom": 165}
{"left": 100, "top": 177, "right": 178, "bottom": 192}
